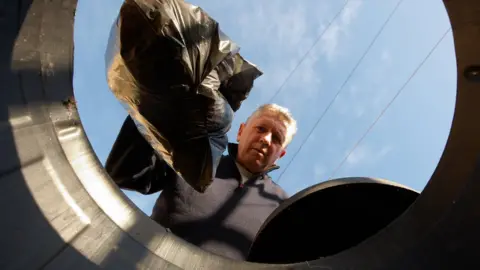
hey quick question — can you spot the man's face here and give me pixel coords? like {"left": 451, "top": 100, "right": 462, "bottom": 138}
{"left": 236, "top": 112, "right": 288, "bottom": 173}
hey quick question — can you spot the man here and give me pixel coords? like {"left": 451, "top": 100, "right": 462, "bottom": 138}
{"left": 105, "top": 103, "right": 297, "bottom": 261}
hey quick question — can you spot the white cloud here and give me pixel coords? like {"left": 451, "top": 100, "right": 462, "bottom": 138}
{"left": 333, "top": 83, "right": 368, "bottom": 118}
{"left": 381, "top": 49, "right": 392, "bottom": 64}
{"left": 236, "top": 1, "right": 327, "bottom": 100}
{"left": 364, "top": 48, "right": 394, "bottom": 86}
{"left": 341, "top": 0, "right": 363, "bottom": 25}
{"left": 320, "top": 23, "right": 342, "bottom": 62}
{"left": 345, "top": 144, "right": 367, "bottom": 165}
{"left": 225, "top": 0, "right": 364, "bottom": 107}
{"left": 346, "top": 144, "right": 393, "bottom": 166}
{"left": 332, "top": 45, "right": 394, "bottom": 119}
{"left": 235, "top": 1, "right": 313, "bottom": 55}
{"left": 320, "top": 0, "right": 363, "bottom": 62}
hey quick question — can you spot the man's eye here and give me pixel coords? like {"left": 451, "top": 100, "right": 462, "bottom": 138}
{"left": 256, "top": 126, "right": 266, "bottom": 132}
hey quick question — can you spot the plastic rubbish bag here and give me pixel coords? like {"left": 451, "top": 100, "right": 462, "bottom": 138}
{"left": 105, "top": 115, "right": 175, "bottom": 195}
{"left": 105, "top": 0, "right": 262, "bottom": 193}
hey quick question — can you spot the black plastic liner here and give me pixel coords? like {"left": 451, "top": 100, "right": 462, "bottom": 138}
{"left": 105, "top": 0, "right": 262, "bottom": 193}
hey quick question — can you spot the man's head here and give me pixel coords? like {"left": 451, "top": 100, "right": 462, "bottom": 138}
{"left": 236, "top": 104, "right": 297, "bottom": 173}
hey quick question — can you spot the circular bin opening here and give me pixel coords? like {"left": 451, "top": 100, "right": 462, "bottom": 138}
{"left": 248, "top": 178, "right": 419, "bottom": 264}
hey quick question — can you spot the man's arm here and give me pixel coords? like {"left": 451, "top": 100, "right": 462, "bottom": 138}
{"left": 105, "top": 115, "right": 175, "bottom": 195}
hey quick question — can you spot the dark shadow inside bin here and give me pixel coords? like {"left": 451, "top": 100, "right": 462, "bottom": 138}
{"left": 247, "top": 179, "right": 419, "bottom": 264}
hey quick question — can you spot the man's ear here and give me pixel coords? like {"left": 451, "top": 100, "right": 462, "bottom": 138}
{"left": 237, "top": 123, "right": 245, "bottom": 142}
{"left": 279, "top": 149, "right": 286, "bottom": 158}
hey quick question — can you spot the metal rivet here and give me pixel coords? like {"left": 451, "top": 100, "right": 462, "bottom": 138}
{"left": 464, "top": 66, "right": 480, "bottom": 82}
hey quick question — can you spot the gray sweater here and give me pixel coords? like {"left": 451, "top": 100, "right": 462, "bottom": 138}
{"left": 150, "top": 143, "right": 289, "bottom": 260}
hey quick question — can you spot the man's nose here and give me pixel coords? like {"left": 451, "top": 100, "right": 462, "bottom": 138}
{"left": 260, "top": 133, "right": 272, "bottom": 145}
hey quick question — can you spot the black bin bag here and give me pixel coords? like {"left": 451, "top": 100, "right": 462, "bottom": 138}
{"left": 105, "top": 0, "right": 262, "bottom": 193}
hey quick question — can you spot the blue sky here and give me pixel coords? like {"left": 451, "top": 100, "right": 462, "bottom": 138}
{"left": 74, "top": 0, "right": 456, "bottom": 215}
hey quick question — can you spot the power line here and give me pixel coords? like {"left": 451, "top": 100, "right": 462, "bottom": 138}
{"left": 267, "top": 0, "right": 351, "bottom": 103}
{"left": 276, "top": 0, "right": 405, "bottom": 184}
{"left": 328, "top": 27, "right": 451, "bottom": 180}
